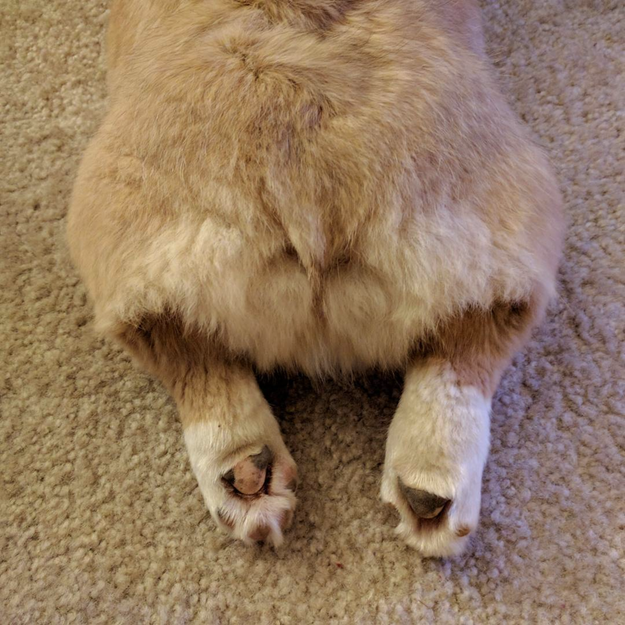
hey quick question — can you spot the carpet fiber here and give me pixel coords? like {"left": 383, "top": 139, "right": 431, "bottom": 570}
{"left": 1, "top": 1, "right": 623, "bottom": 622}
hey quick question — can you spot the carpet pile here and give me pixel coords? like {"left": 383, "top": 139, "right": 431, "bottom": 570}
{"left": 1, "top": 1, "right": 623, "bottom": 622}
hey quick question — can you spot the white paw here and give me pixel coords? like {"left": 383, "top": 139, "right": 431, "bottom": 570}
{"left": 381, "top": 362, "right": 491, "bottom": 557}
{"left": 381, "top": 459, "right": 484, "bottom": 557}
{"left": 185, "top": 419, "right": 297, "bottom": 547}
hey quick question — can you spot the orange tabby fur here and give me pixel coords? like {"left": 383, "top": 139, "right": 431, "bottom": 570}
{"left": 68, "top": 0, "right": 563, "bottom": 555}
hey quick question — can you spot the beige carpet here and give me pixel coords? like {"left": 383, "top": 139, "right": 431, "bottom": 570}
{"left": 1, "top": 1, "right": 624, "bottom": 622}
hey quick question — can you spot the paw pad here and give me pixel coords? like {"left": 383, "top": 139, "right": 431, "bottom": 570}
{"left": 398, "top": 479, "right": 450, "bottom": 520}
{"left": 222, "top": 445, "right": 273, "bottom": 496}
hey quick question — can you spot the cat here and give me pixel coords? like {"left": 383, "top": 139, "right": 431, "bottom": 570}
{"left": 67, "top": 0, "right": 563, "bottom": 557}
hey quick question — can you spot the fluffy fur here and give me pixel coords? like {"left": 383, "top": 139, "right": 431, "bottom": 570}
{"left": 67, "top": 0, "right": 564, "bottom": 556}
{"left": 381, "top": 361, "right": 491, "bottom": 557}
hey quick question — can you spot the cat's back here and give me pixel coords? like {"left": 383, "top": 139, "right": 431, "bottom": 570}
{"left": 99, "top": 0, "right": 498, "bottom": 257}
{"left": 68, "top": 0, "right": 562, "bottom": 374}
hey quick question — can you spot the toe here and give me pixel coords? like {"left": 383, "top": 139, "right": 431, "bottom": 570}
{"left": 398, "top": 479, "right": 450, "bottom": 520}
{"left": 249, "top": 524, "right": 271, "bottom": 542}
{"left": 280, "top": 508, "right": 294, "bottom": 531}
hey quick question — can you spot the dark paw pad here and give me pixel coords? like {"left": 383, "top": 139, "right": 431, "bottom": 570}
{"left": 398, "top": 479, "right": 451, "bottom": 520}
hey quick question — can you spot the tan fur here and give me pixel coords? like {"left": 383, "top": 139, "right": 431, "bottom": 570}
{"left": 416, "top": 286, "right": 550, "bottom": 397}
{"left": 67, "top": 0, "right": 564, "bottom": 553}
{"left": 68, "top": 0, "right": 563, "bottom": 376}
{"left": 117, "top": 312, "right": 243, "bottom": 427}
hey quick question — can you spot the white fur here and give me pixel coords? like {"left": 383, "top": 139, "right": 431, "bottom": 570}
{"left": 184, "top": 408, "right": 296, "bottom": 547}
{"left": 381, "top": 361, "right": 491, "bottom": 557}
{"left": 94, "top": 199, "right": 545, "bottom": 376}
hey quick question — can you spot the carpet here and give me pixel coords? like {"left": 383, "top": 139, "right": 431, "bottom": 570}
{"left": 1, "top": 1, "right": 623, "bottom": 622}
